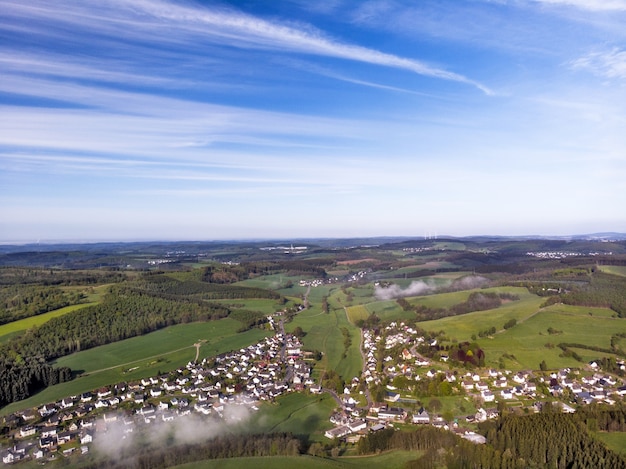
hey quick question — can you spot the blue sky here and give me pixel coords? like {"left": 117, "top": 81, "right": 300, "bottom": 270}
{"left": 1, "top": 0, "right": 625, "bottom": 242}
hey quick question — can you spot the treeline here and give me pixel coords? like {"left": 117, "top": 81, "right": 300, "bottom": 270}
{"left": 357, "top": 410, "right": 626, "bottom": 468}
{"left": 559, "top": 271, "right": 626, "bottom": 317}
{"left": 0, "top": 266, "right": 126, "bottom": 286}
{"left": 133, "top": 274, "right": 280, "bottom": 300}
{"left": 229, "top": 309, "right": 269, "bottom": 332}
{"left": 397, "top": 292, "right": 518, "bottom": 322}
{"left": 85, "top": 432, "right": 303, "bottom": 469}
{"left": 0, "top": 287, "right": 230, "bottom": 406}
{"left": 0, "top": 284, "right": 84, "bottom": 325}
{"left": 0, "top": 356, "right": 72, "bottom": 406}
{"left": 201, "top": 259, "right": 331, "bottom": 284}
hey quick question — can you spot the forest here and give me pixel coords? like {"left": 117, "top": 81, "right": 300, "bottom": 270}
{"left": 356, "top": 406, "right": 626, "bottom": 468}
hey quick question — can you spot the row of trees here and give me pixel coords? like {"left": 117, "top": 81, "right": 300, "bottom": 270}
{"left": 0, "top": 287, "right": 231, "bottom": 406}
{"left": 0, "top": 284, "right": 85, "bottom": 325}
{"left": 396, "top": 292, "right": 519, "bottom": 322}
{"left": 356, "top": 407, "right": 626, "bottom": 468}
{"left": 85, "top": 433, "right": 303, "bottom": 469}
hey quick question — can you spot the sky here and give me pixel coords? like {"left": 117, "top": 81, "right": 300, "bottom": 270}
{"left": 1, "top": 0, "right": 625, "bottom": 242}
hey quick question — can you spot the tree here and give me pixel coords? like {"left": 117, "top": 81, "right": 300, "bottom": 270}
{"left": 427, "top": 398, "right": 442, "bottom": 412}
{"left": 540, "top": 360, "right": 548, "bottom": 371}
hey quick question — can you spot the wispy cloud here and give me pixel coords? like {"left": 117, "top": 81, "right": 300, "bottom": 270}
{"left": 570, "top": 48, "right": 626, "bottom": 80}
{"left": 1, "top": 0, "right": 490, "bottom": 94}
{"left": 532, "top": 0, "right": 626, "bottom": 11}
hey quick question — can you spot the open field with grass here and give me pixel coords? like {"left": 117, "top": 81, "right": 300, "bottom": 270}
{"left": 474, "top": 304, "right": 626, "bottom": 370}
{"left": 345, "top": 305, "right": 369, "bottom": 324}
{"left": 594, "top": 432, "right": 626, "bottom": 456}
{"left": 289, "top": 307, "right": 362, "bottom": 383}
{"left": 1, "top": 319, "right": 270, "bottom": 416}
{"left": 206, "top": 298, "right": 285, "bottom": 315}
{"left": 247, "top": 392, "right": 337, "bottom": 438}
{"left": 598, "top": 265, "right": 626, "bottom": 277}
{"left": 172, "top": 451, "right": 419, "bottom": 469}
{"left": 0, "top": 302, "right": 98, "bottom": 339}
{"left": 418, "top": 287, "right": 544, "bottom": 339}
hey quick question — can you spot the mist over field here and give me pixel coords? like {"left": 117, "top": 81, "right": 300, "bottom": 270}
{"left": 374, "top": 275, "right": 490, "bottom": 300}
{"left": 95, "top": 405, "right": 253, "bottom": 462}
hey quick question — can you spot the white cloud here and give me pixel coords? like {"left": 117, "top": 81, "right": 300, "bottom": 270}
{"left": 1, "top": 0, "right": 490, "bottom": 93}
{"left": 532, "top": 0, "right": 626, "bottom": 11}
{"left": 570, "top": 48, "right": 626, "bottom": 80}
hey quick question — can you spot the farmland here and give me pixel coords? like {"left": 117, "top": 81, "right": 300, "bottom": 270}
{"left": 1, "top": 236, "right": 626, "bottom": 467}
{"left": 0, "top": 319, "right": 270, "bottom": 416}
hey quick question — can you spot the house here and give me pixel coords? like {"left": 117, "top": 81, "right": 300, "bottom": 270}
{"left": 378, "top": 407, "right": 406, "bottom": 421}
{"left": 412, "top": 408, "right": 430, "bottom": 424}
{"left": 348, "top": 419, "right": 367, "bottom": 433}
{"left": 324, "top": 426, "right": 351, "bottom": 439}
{"left": 80, "top": 431, "right": 94, "bottom": 445}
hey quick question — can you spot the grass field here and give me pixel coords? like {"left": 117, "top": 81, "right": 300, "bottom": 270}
{"left": 247, "top": 392, "right": 337, "bottom": 438}
{"left": 206, "top": 298, "right": 285, "bottom": 315}
{"left": 598, "top": 265, "right": 626, "bottom": 277}
{"left": 345, "top": 305, "right": 369, "bottom": 324}
{"left": 286, "top": 286, "right": 362, "bottom": 383}
{"left": 171, "top": 451, "right": 419, "bottom": 469}
{"left": 475, "top": 304, "right": 626, "bottom": 370}
{"left": 0, "top": 302, "right": 98, "bottom": 339}
{"left": 0, "top": 319, "right": 270, "bottom": 416}
{"left": 594, "top": 431, "right": 626, "bottom": 456}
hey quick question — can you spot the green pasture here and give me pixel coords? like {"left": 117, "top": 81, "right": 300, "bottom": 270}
{"left": 365, "top": 300, "right": 415, "bottom": 322}
{"left": 598, "top": 265, "right": 626, "bottom": 277}
{"left": 172, "top": 451, "right": 419, "bottom": 469}
{"left": 247, "top": 392, "right": 337, "bottom": 438}
{"left": 0, "top": 302, "right": 98, "bottom": 339}
{"left": 206, "top": 298, "right": 284, "bottom": 315}
{"left": 1, "top": 319, "right": 270, "bottom": 416}
{"left": 475, "top": 304, "right": 626, "bottom": 371}
{"left": 287, "top": 301, "right": 362, "bottom": 383}
{"left": 345, "top": 305, "right": 369, "bottom": 324}
{"left": 594, "top": 431, "right": 626, "bottom": 456}
{"left": 418, "top": 288, "right": 544, "bottom": 340}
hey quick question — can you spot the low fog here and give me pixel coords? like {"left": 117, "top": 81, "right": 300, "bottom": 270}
{"left": 374, "top": 275, "right": 490, "bottom": 300}
{"left": 95, "top": 404, "right": 253, "bottom": 462}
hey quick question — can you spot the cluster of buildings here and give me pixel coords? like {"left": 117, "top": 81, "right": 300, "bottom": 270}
{"left": 321, "top": 322, "right": 626, "bottom": 444}
{"left": 526, "top": 251, "right": 605, "bottom": 259}
{"left": 1, "top": 333, "right": 311, "bottom": 465}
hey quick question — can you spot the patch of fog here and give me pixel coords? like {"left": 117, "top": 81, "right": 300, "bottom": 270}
{"left": 374, "top": 280, "right": 435, "bottom": 300}
{"left": 374, "top": 275, "right": 491, "bottom": 300}
{"left": 94, "top": 404, "right": 253, "bottom": 462}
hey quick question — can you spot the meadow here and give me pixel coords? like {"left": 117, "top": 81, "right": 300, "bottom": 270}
{"left": 170, "top": 450, "right": 419, "bottom": 469}
{"left": 0, "top": 319, "right": 270, "bottom": 416}
{"left": 0, "top": 302, "right": 98, "bottom": 340}
{"left": 246, "top": 392, "right": 337, "bottom": 438}
{"left": 285, "top": 285, "right": 363, "bottom": 383}
{"left": 598, "top": 265, "right": 626, "bottom": 277}
{"left": 418, "top": 301, "right": 625, "bottom": 371}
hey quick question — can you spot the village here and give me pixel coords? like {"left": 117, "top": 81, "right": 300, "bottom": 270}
{"left": 2, "top": 317, "right": 626, "bottom": 465}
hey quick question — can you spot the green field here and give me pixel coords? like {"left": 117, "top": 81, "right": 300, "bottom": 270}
{"left": 345, "top": 305, "right": 369, "bottom": 324}
{"left": 594, "top": 431, "right": 626, "bottom": 456}
{"left": 206, "top": 298, "right": 285, "bottom": 315}
{"left": 418, "top": 287, "right": 543, "bottom": 339}
{"left": 598, "top": 265, "right": 626, "bottom": 277}
{"left": 172, "top": 451, "right": 419, "bottom": 469}
{"left": 0, "top": 302, "right": 98, "bottom": 339}
{"left": 415, "top": 288, "right": 626, "bottom": 371}
{"left": 247, "top": 392, "right": 337, "bottom": 438}
{"left": 1, "top": 319, "right": 270, "bottom": 416}
{"left": 286, "top": 286, "right": 362, "bottom": 383}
